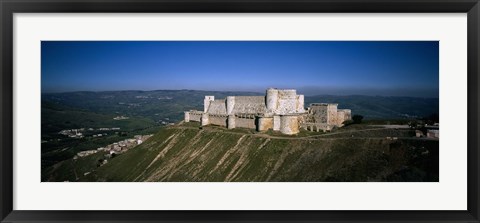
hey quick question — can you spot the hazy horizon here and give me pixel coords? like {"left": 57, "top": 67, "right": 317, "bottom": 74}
{"left": 41, "top": 87, "right": 439, "bottom": 98}
{"left": 42, "top": 41, "right": 439, "bottom": 98}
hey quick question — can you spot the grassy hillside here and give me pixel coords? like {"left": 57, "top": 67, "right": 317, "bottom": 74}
{"left": 76, "top": 125, "right": 438, "bottom": 182}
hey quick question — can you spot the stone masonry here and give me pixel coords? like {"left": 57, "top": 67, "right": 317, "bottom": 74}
{"left": 184, "top": 88, "right": 352, "bottom": 135}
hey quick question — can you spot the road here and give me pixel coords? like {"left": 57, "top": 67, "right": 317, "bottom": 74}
{"left": 170, "top": 124, "right": 437, "bottom": 141}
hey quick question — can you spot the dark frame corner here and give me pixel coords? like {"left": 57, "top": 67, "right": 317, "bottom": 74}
{"left": 1, "top": 0, "right": 479, "bottom": 222}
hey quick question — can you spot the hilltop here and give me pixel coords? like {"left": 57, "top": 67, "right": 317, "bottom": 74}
{"left": 63, "top": 123, "right": 440, "bottom": 182}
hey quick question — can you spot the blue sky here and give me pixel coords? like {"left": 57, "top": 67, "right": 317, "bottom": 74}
{"left": 41, "top": 41, "right": 439, "bottom": 97}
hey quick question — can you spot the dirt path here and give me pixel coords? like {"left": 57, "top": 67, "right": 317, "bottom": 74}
{"left": 169, "top": 125, "right": 428, "bottom": 141}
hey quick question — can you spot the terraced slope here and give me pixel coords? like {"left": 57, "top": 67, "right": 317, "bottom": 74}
{"left": 86, "top": 126, "right": 438, "bottom": 182}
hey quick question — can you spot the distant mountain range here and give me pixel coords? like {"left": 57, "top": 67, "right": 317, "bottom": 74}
{"left": 42, "top": 89, "right": 438, "bottom": 123}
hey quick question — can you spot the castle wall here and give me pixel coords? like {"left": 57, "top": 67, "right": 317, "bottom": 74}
{"left": 309, "top": 103, "right": 338, "bottom": 125}
{"left": 235, "top": 117, "right": 256, "bottom": 129}
{"left": 341, "top": 109, "right": 352, "bottom": 121}
{"left": 188, "top": 111, "right": 202, "bottom": 122}
{"left": 336, "top": 110, "right": 346, "bottom": 127}
{"left": 309, "top": 105, "right": 328, "bottom": 123}
{"left": 201, "top": 113, "right": 209, "bottom": 126}
{"left": 336, "top": 109, "right": 352, "bottom": 126}
{"left": 232, "top": 96, "right": 266, "bottom": 114}
{"left": 273, "top": 115, "right": 281, "bottom": 131}
{"left": 208, "top": 99, "right": 227, "bottom": 115}
{"left": 257, "top": 117, "right": 273, "bottom": 131}
{"left": 184, "top": 112, "right": 190, "bottom": 122}
{"left": 327, "top": 104, "right": 338, "bottom": 126}
{"left": 209, "top": 115, "right": 228, "bottom": 127}
{"left": 296, "top": 95, "right": 305, "bottom": 112}
{"left": 227, "top": 115, "right": 236, "bottom": 129}
{"left": 301, "top": 123, "right": 333, "bottom": 132}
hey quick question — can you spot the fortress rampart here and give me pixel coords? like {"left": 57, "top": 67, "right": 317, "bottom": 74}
{"left": 184, "top": 88, "right": 352, "bottom": 135}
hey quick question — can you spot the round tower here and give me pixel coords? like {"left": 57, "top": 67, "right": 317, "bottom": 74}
{"left": 280, "top": 115, "right": 300, "bottom": 135}
{"left": 266, "top": 88, "right": 278, "bottom": 112}
{"left": 226, "top": 96, "right": 235, "bottom": 115}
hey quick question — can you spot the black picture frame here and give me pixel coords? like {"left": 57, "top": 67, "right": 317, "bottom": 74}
{"left": 1, "top": 0, "right": 479, "bottom": 222}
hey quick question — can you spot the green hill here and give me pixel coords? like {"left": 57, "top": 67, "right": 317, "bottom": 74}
{"left": 74, "top": 124, "right": 438, "bottom": 182}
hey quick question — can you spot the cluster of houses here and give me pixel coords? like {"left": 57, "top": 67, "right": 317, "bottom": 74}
{"left": 73, "top": 134, "right": 153, "bottom": 160}
{"left": 59, "top": 128, "right": 85, "bottom": 138}
{"left": 59, "top": 127, "right": 122, "bottom": 139}
{"left": 113, "top": 116, "right": 129, "bottom": 120}
{"left": 415, "top": 123, "right": 439, "bottom": 139}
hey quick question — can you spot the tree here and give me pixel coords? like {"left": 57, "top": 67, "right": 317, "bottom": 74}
{"left": 408, "top": 120, "right": 418, "bottom": 129}
{"left": 422, "top": 113, "right": 439, "bottom": 125}
{"left": 352, "top": 115, "right": 364, "bottom": 124}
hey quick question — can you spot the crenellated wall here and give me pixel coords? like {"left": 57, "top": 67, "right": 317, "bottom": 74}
{"left": 187, "top": 111, "right": 202, "bottom": 122}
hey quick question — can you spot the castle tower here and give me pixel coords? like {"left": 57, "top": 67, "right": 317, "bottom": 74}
{"left": 226, "top": 96, "right": 235, "bottom": 115}
{"left": 204, "top": 96, "right": 214, "bottom": 113}
{"left": 266, "top": 88, "right": 278, "bottom": 112}
{"left": 184, "top": 111, "right": 190, "bottom": 122}
{"left": 297, "top": 95, "right": 305, "bottom": 113}
{"left": 326, "top": 104, "right": 338, "bottom": 126}
{"left": 201, "top": 113, "right": 209, "bottom": 126}
{"left": 278, "top": 89, "right": 297, "bottom": 114}
{"left": 280, "top": 115, "right": 299, "bottom": 135}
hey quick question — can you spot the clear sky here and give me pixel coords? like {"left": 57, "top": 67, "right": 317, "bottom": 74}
{"left": 41, "top": 41, "right": 439, "bottom": 97}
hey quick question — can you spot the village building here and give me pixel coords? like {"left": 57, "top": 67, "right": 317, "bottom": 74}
{"left": 184, "top": 88, "right": 352, "bottom": 135}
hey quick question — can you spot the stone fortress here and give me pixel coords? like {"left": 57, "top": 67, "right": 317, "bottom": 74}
{"left": 184, "top": 88, "right": 352, "bottom": 135}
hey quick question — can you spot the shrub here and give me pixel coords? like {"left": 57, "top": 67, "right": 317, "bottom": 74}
{"left": 352, "top": 115, "right": 364, "bottom": 124}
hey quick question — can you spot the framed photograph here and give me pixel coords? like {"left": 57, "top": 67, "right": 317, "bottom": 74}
{"left": 1, "top": 0, "right": 479, "bottom": 222}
